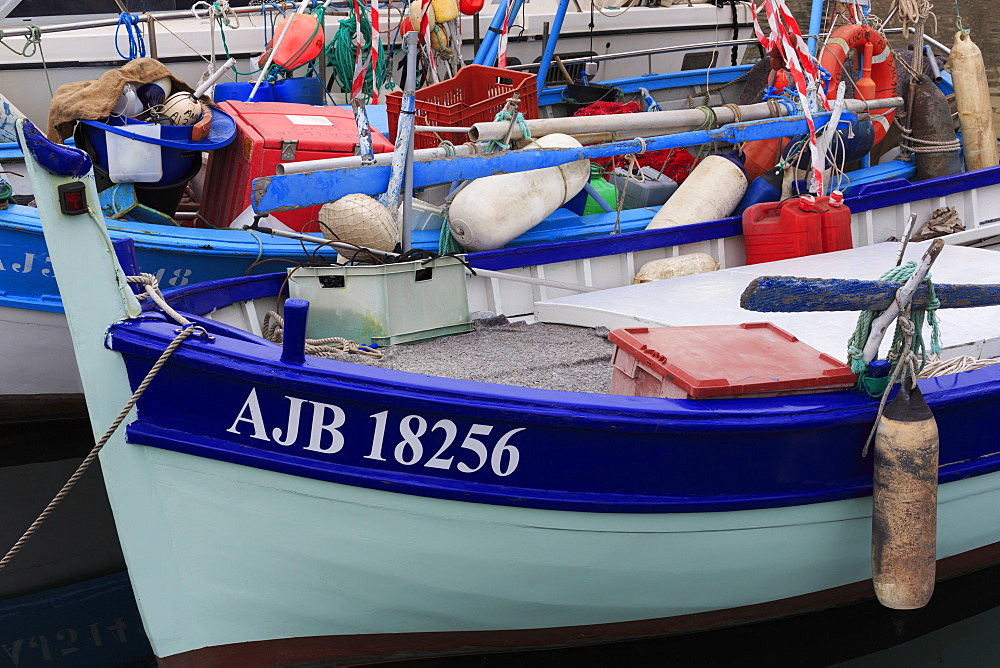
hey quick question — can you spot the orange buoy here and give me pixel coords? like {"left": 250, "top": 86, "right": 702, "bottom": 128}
{"left": 271, "top": 14, "right": 325, "bottom": 71}
{"left": 741, "top": 71, "right": 790, "bottom": 182}
{"left": 872, "top": 377, "right": 939, "bottom": 610}
{"left": 459, "top": 0, "right": 485, "bottom": 15}
{"left": 819, "top": 24, "right": 898, "bottom": 145}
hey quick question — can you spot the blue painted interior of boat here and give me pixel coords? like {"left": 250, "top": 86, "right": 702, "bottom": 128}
{"left": 408, "top": 159, "right": 918, "bottom": 252}
{"left": 538, "top": 65, "right": 755, "bottom": 107}
{"left": 467, "top": 163, "right": 1000, "bottom": 271}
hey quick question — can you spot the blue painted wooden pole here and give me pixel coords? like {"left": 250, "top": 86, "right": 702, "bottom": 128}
{"left": 253, "top": 111, "right": 853, "bottom": 213}
{"left": 473, "top": 0, "right": 512, "bottom": 66}
{"left": 536, "top": 0, "right": 571, "bottom": 92}
{"left": 280, "top": 298, "right": 309, "bottom": 365}
{"left": 807, "top": 0, "right": 824, "bottom": 56}
{"left": 112, "top": 237, "right": 143, "bottom": 295}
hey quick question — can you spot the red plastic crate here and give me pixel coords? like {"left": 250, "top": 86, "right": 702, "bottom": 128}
{"left": 200, "top": 101, "right": 393, "bottom": 232}
{"left": 608, "top": 323, "right": 856, "bottom": 400}
{"left": 386, "top": 65, "right": 538, "bottom": 150}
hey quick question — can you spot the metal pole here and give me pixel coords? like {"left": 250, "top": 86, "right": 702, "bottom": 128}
{"left": 401, "top": 31, "right": 418, "bottom": 252}
{"left": 145, "top": 14, "right": 158, "bottom": 59}
{"left": 807, "top": 0, "right": 825, "bottom": 57}
{"left": 536, "top": 0, "right": 571, "bottom": 92}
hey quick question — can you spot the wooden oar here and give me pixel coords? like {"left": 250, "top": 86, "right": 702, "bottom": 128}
{"left": 740, "top": 276, "right": 1000, "bottom": 312}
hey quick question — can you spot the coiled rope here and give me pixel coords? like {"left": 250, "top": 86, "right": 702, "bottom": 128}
{"left": 115, "top": 13, "right": 147, "bottom": 61}
{"left": 327, "top": 0, "right": 389, "bottom": 102}
{"left": 262, "top": 310, "right": 383, "bottom": 359}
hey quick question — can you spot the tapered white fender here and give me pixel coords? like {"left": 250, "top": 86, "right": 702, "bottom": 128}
{"left": 449, "top": 133, "right": 590, "bottom": 252}
{"left": 646, "top": 154, "right": 747, "bottom": 230}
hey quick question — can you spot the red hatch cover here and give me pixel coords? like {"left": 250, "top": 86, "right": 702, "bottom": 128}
{"left": 608, "top": 323, "right": 857, "bottom": 398}
{"left": 223, "top": 101, "right": 393, "bottom": 153}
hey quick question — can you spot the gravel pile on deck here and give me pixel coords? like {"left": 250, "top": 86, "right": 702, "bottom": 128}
{"left": 346, "top": 316, "right": 615, "bottom": 395}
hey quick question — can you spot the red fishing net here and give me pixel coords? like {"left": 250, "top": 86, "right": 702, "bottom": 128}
{"left": 572, "top": 101, "right": 696, "bottom": 183}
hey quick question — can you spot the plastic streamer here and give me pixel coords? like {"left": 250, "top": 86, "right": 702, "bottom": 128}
{"left": 750, "top": 0, "right": 828, "bottom": 195}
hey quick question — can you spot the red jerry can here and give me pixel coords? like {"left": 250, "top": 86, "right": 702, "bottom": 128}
{"left": 742, "top": 192, "right": 852, "bottom": 264}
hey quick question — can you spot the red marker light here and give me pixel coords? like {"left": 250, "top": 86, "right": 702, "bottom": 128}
{"left": 58, "top": 182, "right": 88, "bottom": 216}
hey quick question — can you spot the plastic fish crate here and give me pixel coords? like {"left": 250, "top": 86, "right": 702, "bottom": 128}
{"left": 287, "top": 257, "right": 473, "bottom": 346}
{"left": 608, "top": 323, "right": 856, "bottom": 400}
{"left": 386, "top": 66, "right": 538, "bottom": 150}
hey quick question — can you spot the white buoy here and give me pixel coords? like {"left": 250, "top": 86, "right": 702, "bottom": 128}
{"left": 646, "top": 154, "right": 747, "bottom": 230}
{"left": 950, "top": 31, "right": 999, "bottom": 171}
{"left": 448, "top": 133, "right": 590, "bottom": 251}
{"left": 319, "top": 193, "right": 397, "bottom": 252}
{"left": 632, "top": 253, "right": 719, "bottom": 284}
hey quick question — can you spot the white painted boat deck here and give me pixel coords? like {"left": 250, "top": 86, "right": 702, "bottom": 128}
{"left": 536, "top": 242, "right": 1000, "bottom": 363}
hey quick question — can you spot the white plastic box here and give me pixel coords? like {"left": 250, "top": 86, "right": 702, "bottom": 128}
{"left": 287, "top": 257, "right": 473, "bottom": 346}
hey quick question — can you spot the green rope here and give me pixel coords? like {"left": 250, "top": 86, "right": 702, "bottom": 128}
{"left": 214, "top": 13, "right": 263, "bottom": 77}
{"left": 955, "top": 0, "right": 971, "bottom": 36}
{"left": 0, "top": 26, "right": 51, "bottom": 95}
{"left": 846, "top": 261, "right": 943, "bottom": 397}
{"left": 0, "top": 179, "right": 12, "bottom": 210}
{"left": 326, "top": 0, "right": 390, "bottom": 102}
{"left": 437, "top": 211, "right": 467, "bottom": 255}
{"left": 486, "top": 109, "right": 531, "bottom": 152}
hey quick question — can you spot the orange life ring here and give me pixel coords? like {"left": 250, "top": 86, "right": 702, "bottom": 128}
{"left": 819, "top": 24, "right": 898, "bottom": 145}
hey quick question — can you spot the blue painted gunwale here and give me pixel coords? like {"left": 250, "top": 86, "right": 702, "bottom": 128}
{"left": 111, "top": 292, "right": 1000, "bottom": 514}
{"left": 0, "top": 205, "right": 331, "bottom": 312}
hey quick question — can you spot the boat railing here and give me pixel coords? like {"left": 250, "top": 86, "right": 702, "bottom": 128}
{"left": 511, "top": 26, "right": 939, "bottom": 77}
{"left": 0, "top": 2, "right": 344, "bottom": 39}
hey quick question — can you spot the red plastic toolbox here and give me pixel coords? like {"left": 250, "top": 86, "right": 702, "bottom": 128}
{"left": 200, "top": 102, "right": 394, "bottom": 232}
{"left": 608, "top": 323, "right": 856, "bottom": 400}
{"left": 386, "top": 65, "right": 538, "bottom": 150}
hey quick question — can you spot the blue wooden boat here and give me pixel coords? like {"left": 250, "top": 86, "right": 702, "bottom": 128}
{"left": 22, "top": 108, "right": 1000, "bottom": 664}
{"left": 0, "top": 15, "right": 992, "bottom": 427}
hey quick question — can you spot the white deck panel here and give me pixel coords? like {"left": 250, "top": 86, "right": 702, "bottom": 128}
{"left": 536, "top": 242, "right": 1000, "bottom": 363}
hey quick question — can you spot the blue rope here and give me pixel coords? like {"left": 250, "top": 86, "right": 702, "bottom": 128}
{"left": 115, "top": 13, "right": 146, "bottom": 61}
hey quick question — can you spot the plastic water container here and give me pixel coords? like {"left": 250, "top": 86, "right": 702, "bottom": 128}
{"left": 742, "top": 194, "right": 852, "bottom": 263}
{"left": 83, "top": 117, "right": 196, "bottom": 186}
{"left": 272, "top": 77, "right": 326, "bottom": 105}
{"left": 287, "top": 257, "right": 474, "bottom": 346}
{"left": 815, "top": 191, "right": 853, "bottom": 253}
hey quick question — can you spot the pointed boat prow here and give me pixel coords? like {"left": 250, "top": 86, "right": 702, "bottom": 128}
{"left": 0, "top": 92, "right": 30, "bottom": 145}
